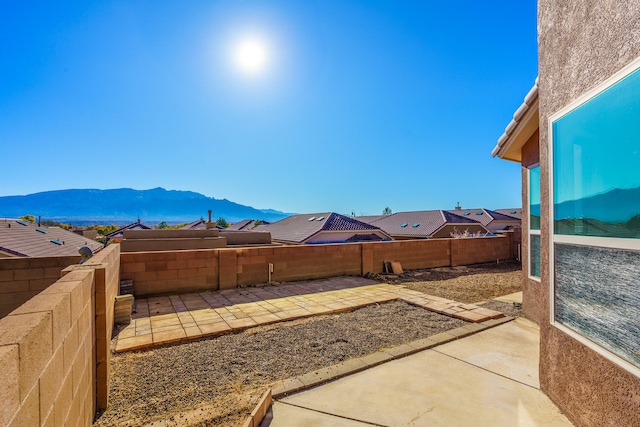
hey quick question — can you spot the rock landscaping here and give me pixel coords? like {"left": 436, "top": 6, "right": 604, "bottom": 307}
{"left": 94, "top": 261, "right": 522, "bottom": 427}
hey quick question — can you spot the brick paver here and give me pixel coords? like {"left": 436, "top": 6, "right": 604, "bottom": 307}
{"left": 114, "top": 277, "right": 503, "bottom": 352}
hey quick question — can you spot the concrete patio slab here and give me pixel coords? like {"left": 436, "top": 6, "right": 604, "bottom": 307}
{"left": 267, "top": 319, "right": 572, "bottom": 427}
{"left": 435, "top": 317, "right": 540, "bottom": 388}
{"left": 262, "top": 402, "right": 372, "bottom": 427}
{"left": 493, "top": 291, "right": 523, "bottom": 304}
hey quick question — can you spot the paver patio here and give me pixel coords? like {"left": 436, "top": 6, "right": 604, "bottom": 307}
{"left": 114, "top": 277, "right": 504, "bottom": 352}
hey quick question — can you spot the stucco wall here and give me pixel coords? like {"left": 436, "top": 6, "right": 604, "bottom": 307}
{"left": 538, "top": 2, "right": 640, "bottom": 425}
{"left": 520, "top": 166, "right": 544, "bottom": 324}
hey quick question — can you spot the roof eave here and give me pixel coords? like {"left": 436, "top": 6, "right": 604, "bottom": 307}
{"left": 492, "top": 80, "right": 539, "bottom": 163}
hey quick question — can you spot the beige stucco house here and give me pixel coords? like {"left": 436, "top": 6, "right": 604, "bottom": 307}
{"left": 493, "top": 3, "right": 640, "bottom": 426}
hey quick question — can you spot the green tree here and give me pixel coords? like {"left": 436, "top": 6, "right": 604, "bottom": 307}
{"left": 96, "top": 224, "right": 119, "bottom": 236}
{"left": 216, "top": 217, "right": 229, "bottom": 228}
{"left": 157, "top": 221, "right": 169, "bottom": 229}
{"left": 20, "top": 214, "right": 36, "bottom": 223}
{"left": 382, "top": 207, "right": 392, "bottom": 215}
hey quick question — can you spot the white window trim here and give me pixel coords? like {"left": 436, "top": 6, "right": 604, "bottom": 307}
{"left": 548, "top": 55, "right": 640, "bottom": 377}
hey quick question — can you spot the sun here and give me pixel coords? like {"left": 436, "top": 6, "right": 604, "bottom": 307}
{"left": 234, "top": 37, "right": 268, "bottom": 75}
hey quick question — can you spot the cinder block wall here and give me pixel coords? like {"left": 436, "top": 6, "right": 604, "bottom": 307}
{"left": 450, "top": 234, "right": 513, "bottom": 266}
{"left": 71, "top": 244, "right": 120, "bottom": 409}
{"left": 0, "top": 244, "right": 121, "bottom": 426}
{"left": 121, "top": 249, "right": 220, "bottom": 295}
{"left": 371, "top": 239, "right": 451, "bottom": 271}
{"left": 0, "top": 266, "right": 95, "bottom": 426}
{"left": 0, "top": 256, "right": 80, "bottom": 318}
{"left": 121, "top": 235, "right": 514, "bottom": 297}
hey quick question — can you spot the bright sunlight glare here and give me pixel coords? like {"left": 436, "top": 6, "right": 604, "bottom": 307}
{"left": 234, "top": 37, "right": 268, "bottom": 75}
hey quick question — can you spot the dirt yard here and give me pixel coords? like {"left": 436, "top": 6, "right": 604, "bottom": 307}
{"left": 94, "top": 261, "right": 522, "bottom": 427}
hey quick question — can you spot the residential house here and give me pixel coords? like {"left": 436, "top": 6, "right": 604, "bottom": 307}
{"left": 260, "top": 212, "right": 391, "bottom": 244}
{"left": 226, "top": 219, "right": 270, "bottom": 231}
{"left": 106, "top": 219, "right": 153, "bottom": 240}
{"left": 0, "top": 217, "right": 102, "bottom": 257}
{"left": 361, "top": 210, "right": 490, "bottom": 239}
{"left": 447, "top": 208, "right": 521, "bottom": 232}
{"left": 494, "top": 208, "right": 522, "bottom": 220}
{"left": 492, "top": 3, "right": 640, "bottom": 425}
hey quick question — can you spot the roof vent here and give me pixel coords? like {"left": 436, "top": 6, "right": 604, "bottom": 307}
{"left": 464, "top": 212, "right": 471, "bottom": 216}
{"left": 16, "top": 220, "right": 29, "bottom": 226}
{"left": 308, "top": 217, "right": 316, "bottom": 221}
{"left": 400, "top": 223, "right": 408, "bottom": 227}
{"left": 316, "top": 216, "right": 325, "bottom": 221}
{"left": 50, "top": 239, "right": 63, "bottom": 245}
{"left": 510, "top": 210, "right": 517, "bottom": 214}
{"left": 476, "top": 211, "right": 484, "bottom": 215}
{"left": 412, "top": 223, "right": 420, "bottom": 228}
{"left": 36, "top": 228, "right": 48, "bottom": 234}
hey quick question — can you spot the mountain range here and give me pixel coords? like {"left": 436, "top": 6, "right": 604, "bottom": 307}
{"left": 531, "top": 186, "right": 640, "bottom": 224}
{"left": 0, "top": 188, "right": 291, "bottom": 225}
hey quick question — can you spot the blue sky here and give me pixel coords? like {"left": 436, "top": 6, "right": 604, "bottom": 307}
{"left": 0, "top": 1, "right": 537, "bottom": 216}
{"left": 553, "top": 68, "right": 640, "bottom": 204}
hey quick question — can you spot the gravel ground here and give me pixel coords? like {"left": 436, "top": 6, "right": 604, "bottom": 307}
{"left": 95, "top": 301, "right": 464, "bottom": 426}
{"left": 95, "top": 261, "right": 523, "bottom": 427}
{"left": 389, "top": 261, "right": 522, "bottom": 303}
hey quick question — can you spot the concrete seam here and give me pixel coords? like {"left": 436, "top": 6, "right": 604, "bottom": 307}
{"left": 276, "top": 401, "right": 390, "bottom": 427}
{"left": 431, "top": 348, "right": 540, "bottom": 391}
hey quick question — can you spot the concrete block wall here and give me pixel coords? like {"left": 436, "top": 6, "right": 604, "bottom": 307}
{"left": 0, "top": 244, "right": 121, "bottom": 426}
{"left": 253, "top": 244, "right": 362, "bottom": 285}
{"left": 0, "top": 256, "right": 80, "bottom": 319}
{"left": 0, "top": 266, "right": 95, "bottom": 426}
{"left": 64, "top": 244, "right": 120, "bottom": 409}
{"left": 121, "top": 249, "right": 220, "bottom": 296}
{"left": 370, "top": 239, "right": 451, "bottom": 272}
{"left": 450, "top": 234, "right": 513, "bottom": 266}
{"left": 121, "top": 235, "right": 514, "bottom": 297}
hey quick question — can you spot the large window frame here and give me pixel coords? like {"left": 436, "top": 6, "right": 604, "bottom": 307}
{"left": 549, "top": 56, "right": 640, "bottom": 377}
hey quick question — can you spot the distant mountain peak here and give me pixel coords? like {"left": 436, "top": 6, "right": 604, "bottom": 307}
{"left": 0, "top": 187, "right": 290, "bottom": 226}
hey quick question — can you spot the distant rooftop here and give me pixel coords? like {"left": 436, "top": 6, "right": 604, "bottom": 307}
{"left": 446, "top": 208, "right": 521, "bottom": 229}
{"left": 0, "top": 218, "right": 103, "bottom": 257}
{"left": 260, "top": 213, "right": 391, "bottom": 244}
{"left": 106, "top": 220, "right": 153, "bottom": 239}
{"left": 364, "top": 210, "right": 489, "bottom": 238}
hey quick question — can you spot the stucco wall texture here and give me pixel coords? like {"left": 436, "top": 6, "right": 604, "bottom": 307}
{"left": 538, "top": 2, "right": 640, "bottom": 426}
{"left": 520, "top": 132, "right": 543, "bottom": 324}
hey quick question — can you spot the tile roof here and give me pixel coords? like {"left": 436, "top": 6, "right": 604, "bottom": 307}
{"left": 446, "top": 208, "right": 520, "bottom": 228}
{"left": 494, "top": 208, "right": 523, "bottom": 220}
{"left": 492, "top": 78, "right": 539, "bottom": 162}
{"left": 356, "top": 215, "right": 389, "bottom": 223}
{"left": 226, "top": 219, "right": 270, "bottom": 231}
{"left": 368, "top": 210, "right": 485, "bottom": 238}
{"left": 106, "top": 221, "right": 153, "bottom": 238}
{"left": 0, "top": 218, "right": 103, "bottom": 257}
{"left": 180, "top": 219, "right": 207, "bottom": 230}
{"left": 260, "top": 213, "right": 389, "bottom": 244}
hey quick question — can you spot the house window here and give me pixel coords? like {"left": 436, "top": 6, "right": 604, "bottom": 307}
{"left": 549, "top": 57, "right": 640, "bottom": 375}
{"left": 528, "top": 165, "right": 541, "bottom": 280}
